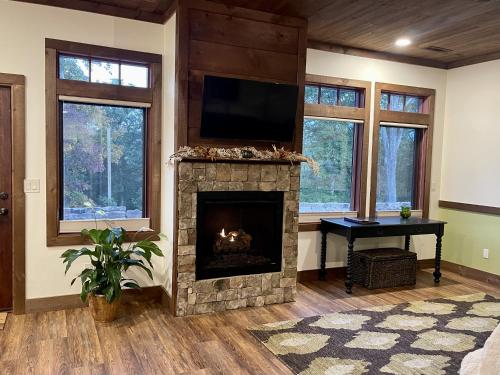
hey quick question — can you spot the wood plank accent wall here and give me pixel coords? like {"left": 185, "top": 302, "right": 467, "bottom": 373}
{"left": 171, "top": 0, "right": 307, "bottom": 315}
{"left": 175, "top": 0, "right": 307, "bottom": 151}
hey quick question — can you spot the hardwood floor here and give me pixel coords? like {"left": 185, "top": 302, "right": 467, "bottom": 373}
{"left": 1, "top": 269, "right": 499, "bottom": 375}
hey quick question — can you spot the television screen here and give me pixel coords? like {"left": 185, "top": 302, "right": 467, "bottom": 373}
{"left": 200, "top": 75, "right": 298, "bottom": 142}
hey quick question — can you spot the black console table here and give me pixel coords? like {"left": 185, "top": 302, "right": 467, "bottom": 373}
{"left": 320, "top": 217, "right": 447, "bottom": 294}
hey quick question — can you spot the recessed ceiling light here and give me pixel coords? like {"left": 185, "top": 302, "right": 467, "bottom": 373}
{"left": 395, "top": 38, "right": 411, "bottom": 47}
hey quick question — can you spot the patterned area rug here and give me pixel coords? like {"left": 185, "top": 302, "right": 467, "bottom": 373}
{"left": 249, "top": 293, "right": 500, "bottom": 374}
{"left": 0, "top": 312, "right": 8, "bottom": 330}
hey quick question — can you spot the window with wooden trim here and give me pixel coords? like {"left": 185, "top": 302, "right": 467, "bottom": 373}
{"left": 59, "top": 54, "right": 149, "bottom": 88}
{"left": 305, "top": 84, "right": 362, "bottom": 108}
{"left": 45, "top": 39, "right": 162, "bottom": 246}
{"left": 380, "top": 92, "right": 425, "bottom": 113}
{"left": 370, "top": 83, "right": 435, "bottom": 217}
{"left": 300, "top": 75, "right": 371, "bottom": 218}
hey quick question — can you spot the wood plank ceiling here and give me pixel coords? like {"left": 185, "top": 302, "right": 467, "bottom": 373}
{"left": 14, "top": 0, "right": 500, "bottom": 69}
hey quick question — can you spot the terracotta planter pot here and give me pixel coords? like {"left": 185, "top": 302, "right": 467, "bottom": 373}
{"left": 88, "top": 294, "right": 120, "bottom": 322}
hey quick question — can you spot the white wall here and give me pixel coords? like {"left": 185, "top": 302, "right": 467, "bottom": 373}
{"left": 440, "top": 59, "right": 500, "bottom": 207}
{"left": 0, "top": 0, "right": 176, "bottom": 299}
{"left": 298, "top": 49, "right": 448, "bottom": 271}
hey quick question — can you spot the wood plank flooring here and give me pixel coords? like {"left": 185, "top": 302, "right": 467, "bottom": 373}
{"left": 1, "top": 269, "right": 499, "bottom": 375}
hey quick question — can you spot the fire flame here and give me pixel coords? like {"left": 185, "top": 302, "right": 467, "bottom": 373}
{"left": 219, "top": 228, "right": 238, "bottom": 241}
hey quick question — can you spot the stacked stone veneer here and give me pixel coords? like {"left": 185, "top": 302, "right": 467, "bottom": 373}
{"left": 176, "top": 161, "right": 300, "bottom": 316}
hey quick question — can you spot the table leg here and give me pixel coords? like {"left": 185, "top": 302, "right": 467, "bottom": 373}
{"left": 345, "top": 238, "right": 355, "bottom": 294}
{"left": 319, "top": 229, "right": 327, "bottom": 281}
{"left": 433, "top": 234, "right": 442, "bottom": 283}
{"left": 404, "top": 235, "right": 411, "bottom": 251}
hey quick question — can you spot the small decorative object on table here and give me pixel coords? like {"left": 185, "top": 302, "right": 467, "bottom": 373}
{"left": 400, "top": 205, "right": 411, "bottom": 219}
{"left": 61, "top": 206, "right": 164, "bottom": 322}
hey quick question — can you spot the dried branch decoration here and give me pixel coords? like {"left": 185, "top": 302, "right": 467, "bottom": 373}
{"left": 170, "top": 145, "right": 320, "bottom": 175}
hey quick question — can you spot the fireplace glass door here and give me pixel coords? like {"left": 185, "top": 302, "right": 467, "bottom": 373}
{"left": 196, "top": 191, "right": 284, "bottom": 280}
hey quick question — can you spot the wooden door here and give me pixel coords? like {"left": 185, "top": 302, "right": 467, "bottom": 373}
{"left": 0, "top": 86, "right": 12, "bottom": 310}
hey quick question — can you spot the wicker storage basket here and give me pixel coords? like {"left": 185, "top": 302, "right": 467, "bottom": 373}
{"left": 352, "top": 248, "right": 417, "bottom": 289}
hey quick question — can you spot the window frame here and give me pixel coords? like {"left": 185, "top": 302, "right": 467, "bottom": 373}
{"left": 45, "top": 39, "right": 162, "bottom": 246}
{"left": 300, "top": 74, "right": 371, "bottom": 227}
{"left": 370, "top": 82, "right": 435, "bottom": 218}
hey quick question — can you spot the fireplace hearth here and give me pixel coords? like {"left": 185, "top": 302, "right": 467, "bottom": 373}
{"left": 196, "top": 191, "right": 283, "bottom": 280}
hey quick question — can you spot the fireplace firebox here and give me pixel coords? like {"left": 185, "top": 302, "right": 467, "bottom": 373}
{"left": 196, "top": 191, "right": 284, "bottom": 280}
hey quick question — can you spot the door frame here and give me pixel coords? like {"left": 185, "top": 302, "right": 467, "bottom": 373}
{"left": 0, "top": 73, "right": 25, "bottom": 314}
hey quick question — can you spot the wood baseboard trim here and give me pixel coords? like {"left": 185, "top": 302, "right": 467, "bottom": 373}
{"left": 297, "top": 259, "right": 435, "bottom": 282}
{"left": 441, "top": 260, "right": 500, "bottom": 287}
{"left": 25, "top": 286, "right": 171, "bottom": 314}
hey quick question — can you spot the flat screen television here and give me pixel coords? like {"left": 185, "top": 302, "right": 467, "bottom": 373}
{"left": 200, "top": 75, "right": 298, "bottom": 142}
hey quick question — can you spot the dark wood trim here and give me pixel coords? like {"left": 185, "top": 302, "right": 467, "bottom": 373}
{"left": 45, "top": 38, "right": 162, "bottom": 63}
{"left": 304, "top": 74, "right": 371, "bottom": 217}
{"left": 0, "top": 73, "right": 26, "bottom": 315}
{"left": 45, "top": 41, "right": 162, "bottom": 247}
{"left": 57, "top": 80, "right": 153, "bottom": 103}
{"left": 304, "top": 104, "right": 365, "bottom": 121}
{"left": 294, "top": 23, "right": 307, "bottom": 153}
{"left": 25, "top": 286, "right": 170, "bottom": 314}
{"left": 441, "top": 260, "right": 500, "bottom": 287}
{"left": 162, "top": 0, "right": 178, "bottom": 23}
{"left": 369, "top": 82, "right": 435, "bottom": 218}
{"left": 148, "top": 62, "right": 163, "bottom": 236}
{"left": 298, "top": 222, "right": 321, "bottom": 232}
{"left": 376, "top": 82, "right": 435, "bottom": 98}
{"left": 439, "top": 200, "right": 500, "bottom": 216}
{"left": 16, "top": 0, "right": 170, "bottom": 24}
{"left": 379, "top": 110, "right": 430, "bottom": 126}
{"left": 297, "top": 259, "right": 436, "bottom": 282}
{"left": 307, "top": 40, "right": 448, "bottom": 70}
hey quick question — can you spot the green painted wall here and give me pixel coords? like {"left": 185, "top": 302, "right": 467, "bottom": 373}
{"left": 439, "top": 208, "right": 500, "bottom": 276}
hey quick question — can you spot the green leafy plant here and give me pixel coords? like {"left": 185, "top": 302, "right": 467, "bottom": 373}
{"left": 61, "top": 227, "right": 164, "bottom": 303}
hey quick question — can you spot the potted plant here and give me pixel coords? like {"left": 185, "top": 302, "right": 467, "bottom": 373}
{"left": 400, "top": 205, "right": 412, "bottom": 219}
{"left": 61, "top": 226, "right": 164, "bottom": 322}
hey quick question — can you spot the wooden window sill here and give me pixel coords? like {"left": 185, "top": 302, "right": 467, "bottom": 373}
{"left": 47, "top": 230, "right": 160, "bottom": 247}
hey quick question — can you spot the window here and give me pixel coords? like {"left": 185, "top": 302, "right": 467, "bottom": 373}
{"left": 58, "top": 54, "right": 150, "bottom": 88}
{"left": 376, "top": 126, "right": 418, "bottom": 211}
{"left": 46, "top": 39, "right": 162, "bottom": 245}
{"left": 300, "top": 118, "right": 356, "bottom": 213}
{"left": 370, "top": 83, "right": 435, "bottom": 217}
{"left": 61, "top": 102, "right": 145, "bottom": 220}
{"left": 380, "top": 92, "right": 424, "bottom": 113}
{"left": 301, "top": 75, "right": 370, "bottom": 219}
{"left": 305, "top": 84, "right": 361, "bottom": 107}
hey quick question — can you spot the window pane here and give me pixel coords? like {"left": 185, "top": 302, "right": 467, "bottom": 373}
{"left": 380, "top": 92, "right": 389, "bottom": 110}
{"left": 61, "top": 102, "right": 145, "bottom": 220}
{"left": 320, "top": 87, "right": 337, "bottom": 105}
{"left": 389, "top": 94, "right": 404, "bottom": 111}
{"left": 305, "top": 85, "right": 319, "bottom": 104}
{"left": 405, "top": 95, "right": 422, "bottom": 113}
{"left": 121, "top": 64, "right": 149, "bottom": 88}
{"left": 376, "top": 126, "right": 417, "bottom": 211}
{"left": 300, "top": 118, "right": 355, "bottom": 213}
{"left": 59, "top": 55, "right": 89, "bottom": 81}
{"left": 90, "top": 60, "right": 120, "bottom": 85}
{"left": 338, "top": 89, "right": 357, "bottom": 107}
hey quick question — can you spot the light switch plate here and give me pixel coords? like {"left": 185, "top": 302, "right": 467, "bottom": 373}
{"left": 24, "top": 179, "right": 40, "bottom": 193}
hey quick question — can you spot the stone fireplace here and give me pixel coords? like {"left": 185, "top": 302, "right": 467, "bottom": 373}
{"left": 175, "top": 161, "right": 300, "bottom": 316}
